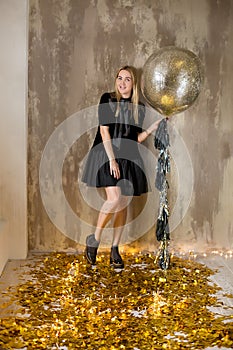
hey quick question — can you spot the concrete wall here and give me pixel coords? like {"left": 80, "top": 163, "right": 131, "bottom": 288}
{"left": 28, "top": 0, "right": 233, "bottom": 253}
{"left": 0, "top": 0, "right": 28, "bottom": 274}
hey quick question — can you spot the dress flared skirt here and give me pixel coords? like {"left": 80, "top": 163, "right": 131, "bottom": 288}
{"left": 82, "top": 146, "right": 149, "bottom": 196}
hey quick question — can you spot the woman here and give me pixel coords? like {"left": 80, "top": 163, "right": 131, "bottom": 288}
{"left": 82, "top": 65, "right": 161, "bottom": 269}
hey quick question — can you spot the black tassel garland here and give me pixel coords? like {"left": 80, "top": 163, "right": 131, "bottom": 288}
{"left": 154, "top": 118, "right": 170, "bottom": 242}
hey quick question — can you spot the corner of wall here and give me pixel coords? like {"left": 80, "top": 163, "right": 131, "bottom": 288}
{"left": 0, "top": 220, "right": 8, "bottom": 275}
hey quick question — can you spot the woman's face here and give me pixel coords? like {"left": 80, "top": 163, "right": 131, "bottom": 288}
{"left": 116, "top": 69, "right": 133, "bottom": 98}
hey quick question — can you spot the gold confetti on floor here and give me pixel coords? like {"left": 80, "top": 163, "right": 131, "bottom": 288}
{"left": 0, "top": 252, "right": 233, "bottom": 349}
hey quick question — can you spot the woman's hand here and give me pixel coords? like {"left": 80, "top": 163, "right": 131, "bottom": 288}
{"left": 138, "top": 118, "right": 163, "bottom": 143}
{"left": 109, "top": 159, "right": 120, "bottom": 179}
{"left": 147, "top": 118, "right": 163, "bottom": 134}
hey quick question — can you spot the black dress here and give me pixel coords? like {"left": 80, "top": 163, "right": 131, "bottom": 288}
{"left": 82, "top": 92, "right": 149, "bottom": 196}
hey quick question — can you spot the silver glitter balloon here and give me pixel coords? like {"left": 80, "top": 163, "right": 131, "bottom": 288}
{"left": 141, "top": 46, "right": 203, "bottom": 116}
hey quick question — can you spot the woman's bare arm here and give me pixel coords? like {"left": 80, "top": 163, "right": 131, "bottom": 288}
{"left": 100, "top": 125, "right": 120, "bottom": 179}
{"left": 137, "top": 119, "right": 162, "bottom": 143}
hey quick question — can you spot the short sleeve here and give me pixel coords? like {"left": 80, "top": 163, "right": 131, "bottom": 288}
{"left": 98, "top": 93, "right": 114, "bottom": 126}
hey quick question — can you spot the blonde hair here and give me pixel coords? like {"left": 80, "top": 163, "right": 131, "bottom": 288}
{"left": 114, "top": 65, "right": 139, "bottom": 123}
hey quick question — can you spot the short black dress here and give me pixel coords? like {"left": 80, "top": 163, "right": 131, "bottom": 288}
{"left": 82, "top": 92, "right": 149, "bottom": 196}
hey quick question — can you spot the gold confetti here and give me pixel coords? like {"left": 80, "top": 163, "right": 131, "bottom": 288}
{"left": 0, "top": 252, "right": 232, "bottom": 349}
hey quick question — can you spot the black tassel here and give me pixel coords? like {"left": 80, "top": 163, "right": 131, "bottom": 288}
{"left": 154, "top": 118, "right": 170, "bottom": 242}
{"left": 155, "top": 152, "right": 167, "bottom": 191}
{"left": 154, "top": 118, "right": 170, "bottom": 151}
{"left": 156, "top": 208, "right": 170, "bottom": 241}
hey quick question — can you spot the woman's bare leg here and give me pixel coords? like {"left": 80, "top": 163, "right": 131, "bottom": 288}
{"left": 86, "top": 187, "right": 127, "bottom": 267}
{"left": 94, "top": 186, "right": 122, "bottom": 242}
{"left": 112, "top": 196, "right": 128, "bottom": 246}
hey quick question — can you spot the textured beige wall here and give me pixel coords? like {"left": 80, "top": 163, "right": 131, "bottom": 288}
{"left": 28, "top": 0, "right": 233, "bottom": 253}
{"left": 0, "top": 0, "right": 28, "bottom": 274}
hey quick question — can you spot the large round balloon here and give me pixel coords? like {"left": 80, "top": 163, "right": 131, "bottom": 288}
{"left": 141, "top": 46, "right": 203, "bottom": 116}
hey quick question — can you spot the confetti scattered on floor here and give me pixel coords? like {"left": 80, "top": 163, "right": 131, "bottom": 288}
{"left": 0, "top": 252, "right": 233, "bottom": 349}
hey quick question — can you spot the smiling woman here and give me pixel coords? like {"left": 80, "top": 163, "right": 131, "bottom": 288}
{"left": 82, "top": 65, "right": 161, "bottom": 269}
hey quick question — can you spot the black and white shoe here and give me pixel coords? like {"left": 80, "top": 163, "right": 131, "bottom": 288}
{"left": 110, "top": 246, "right": 124, "bottom": 269}
{"left": 85, "top": 234, "right": 99, "bottom": 265}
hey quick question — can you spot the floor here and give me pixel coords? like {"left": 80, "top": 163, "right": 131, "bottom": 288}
{"left": 197, "top": 254, "right": 233, "bottom": 350}
{"left": 0, "top": 252, "right": 232, "bottom": 349}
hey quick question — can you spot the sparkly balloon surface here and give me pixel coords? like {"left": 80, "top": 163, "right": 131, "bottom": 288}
{"left": 141, "top": 46, "right": 203, "bottom": 116}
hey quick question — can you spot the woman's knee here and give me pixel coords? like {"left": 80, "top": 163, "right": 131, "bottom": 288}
{"left": 103, "top": 188, "right": 122, "bottom": 211}
{"left": 113, "top": 194, "right": 127, "bottom": 210}
{"left": 102, "top": 197, "right": 121, "bottom": 213}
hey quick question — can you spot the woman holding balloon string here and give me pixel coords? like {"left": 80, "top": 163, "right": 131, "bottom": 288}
{"left": 82, "top": 65, "right": 162, "bottom": 269}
